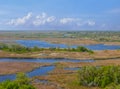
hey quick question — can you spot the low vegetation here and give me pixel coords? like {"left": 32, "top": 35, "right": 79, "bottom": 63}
{"left": 78, "top": 65, "right": 120, "bottom": 88}
{"left": 0, "top": 73, "right": 35, "bottom": 89}
{"left": 0, "top": 43, "right": 93, "bottom": 53}
{"left": 0, "top": 31, "right": 120, "bottom": 42}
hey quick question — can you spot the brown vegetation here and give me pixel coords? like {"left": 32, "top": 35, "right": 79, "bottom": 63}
{"left": 56, "top": 59, "right": 120, "bottom": 68}
{"left": 34, "top": 72, "right": 100, "bottom": 89}
{"left": 40, "top": 38, "right": 99, "bottom": 45}
{"left": 40, "top": 38, "right": 120, "bottom": 45}
{"left": 0, "top": 62, "right": 51, "bottom": 75}
{"left": 1, "top": 50, "right": 120, "bottom": 60}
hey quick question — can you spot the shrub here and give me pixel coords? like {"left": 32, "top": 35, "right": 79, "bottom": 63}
{"left": 0, "top": 73, "right": 36, "bottom": 89}
{"left": 0, "top": 43, "right": 94, "bottom": 53}
{"left": 104, "top": 83, "right": 120, "bottom": 89}
{"left": 78, "top": 65, "right": 120, "bottom": 88}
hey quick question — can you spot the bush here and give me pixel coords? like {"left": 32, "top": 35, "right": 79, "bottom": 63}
{"left": 104, "top": 83, "right": 120, "bottom": 89}
{"left": 78, "top": 65, "right": 120, "bottom": 88}
{"left": 0, "top": 43, "right": 94, "bottom": 53}
{"left": 0, "top": 73, "right": 36, "bottom": 89}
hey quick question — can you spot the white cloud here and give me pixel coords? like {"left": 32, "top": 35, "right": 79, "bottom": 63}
{"left": 7, "top": 12, "right": 32, "bottom": 26}
{"left": 60, "top": 18, "right": 95, "bottom": 27}
{"left": 6, "top": 12, "right": 96, "bottom": 28}
{"left": 33, "top": 12, "right": 56, "bottom": 26}
{"left": 87, "top": 20, "right": 96, "bottom": 26}
{"left": 60, "top": 18, "right": 80, "bottom": 24}
{"left": 77, "top": 20, "right": 95, "bottom": 26}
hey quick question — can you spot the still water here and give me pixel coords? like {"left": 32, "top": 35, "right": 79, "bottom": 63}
{"left": 16, "top": 40, "right": 120, "bottom": 50}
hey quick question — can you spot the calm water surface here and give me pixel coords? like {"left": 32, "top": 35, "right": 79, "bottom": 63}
{"left": 0, "top": 58, "right": 94, "bottom": 63}
{"left": 16, "top": 40, "right": 120, "bottom": 50}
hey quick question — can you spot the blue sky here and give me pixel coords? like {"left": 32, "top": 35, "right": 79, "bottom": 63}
{"left": 0, "top": 0, "right": 120, "bottom": 31}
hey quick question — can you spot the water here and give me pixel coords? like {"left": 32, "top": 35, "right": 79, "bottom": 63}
{"left": 1, "top": 39, "right": 120, "bottom": 82}
{"left": 0, "top": 74, "right": 16, "bottom": 82}
{"left": 0, "top": 58, "right": 94, "bottom": 82}
{"left": 16, "top": 40, "right": 76, "bottom": 48}
{"left": 0, "top": 58, "right": 94, "bottom": 63}
{"left": 64, "top": 67, "right": 80, "bottom": 71}
{"left": 16, "top": 40, "right": 120, "bottom": 50}
{"left": 0, "top": 66, "right": 55, "bottom": 82}
{"left": 84, "top": 44, "right": 120, "bottom": 50}
{"left": 27, "top": 66, "right": 55, "bottom": 77}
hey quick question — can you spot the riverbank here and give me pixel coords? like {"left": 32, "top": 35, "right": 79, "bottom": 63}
{"left": 1, "top": 37, "right": 120, "bottom": 46}
{"left": 0, "top": 50, "right": 120, "bottom": 60}
{"left": 0, "top": 62, "right": 51, "bottom": 75}
{"left": 54, "top": 59, "right": 120, "bottom": 68}
{"left": 40, "top": 38, "right": 120, "bottom": 45}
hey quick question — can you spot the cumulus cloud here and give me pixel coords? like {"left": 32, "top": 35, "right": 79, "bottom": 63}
{"left": 87, "top": 20, "right": 96, "bottom": 26}
{"left": 7, "top": 12, "right": 56, "bottom": 26}
{"left": 6, "top": 12, "right": 96, "bottom": 28}
{"left": 60, "top": 17, "right": 95, "bottom": 27}
{"left": 33, "top": 12, "right": 56, "bottom": 26}
{"left": 7, "top": 12, "right": 32, "bottom": 25}
{"left": 77, "top": 20, "right": 95, "bottom": 26}
{"left": 60, "top": 18, "right": 80, "bottom": 24}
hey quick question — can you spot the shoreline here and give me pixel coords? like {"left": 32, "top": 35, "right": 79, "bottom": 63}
{"left": 1, "top": 56, "right": 120, "bottom": 61}
{"left": 0, "top": 50, "right": 120, "bottom": 60}
{"left": 1, "top": 38, "right": 120, "bottom": 46}
{"left": 0, "top": 62, "right": 51, "bottom": 75}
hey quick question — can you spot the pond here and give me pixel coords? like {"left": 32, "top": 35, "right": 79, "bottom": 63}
{"left": 16, "top": 40, "right": 120, "bottom": 50}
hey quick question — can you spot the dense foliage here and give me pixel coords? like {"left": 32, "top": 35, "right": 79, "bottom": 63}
{"left": 78, "top": 65, "right": 120, "bottom": 88}
{"left": 104, "top": 83, "right": 120, "bottom": 89}
{"left": 0, "top": 43, "right": 93, "bottom": 53}
{"left": 0, "top": 73, "right": 35, "bottom": 89}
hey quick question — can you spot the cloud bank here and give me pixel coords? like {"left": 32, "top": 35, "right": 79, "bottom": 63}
{"left": 6, "top": 12, "right": 96, "bottom": 28}
{"left": 4, "top": 12, "right": 116, "bottom": 30}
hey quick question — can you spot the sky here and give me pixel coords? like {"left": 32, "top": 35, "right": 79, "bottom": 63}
{"left": 0, "top": 0, "right": 120, "bottom": 31}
